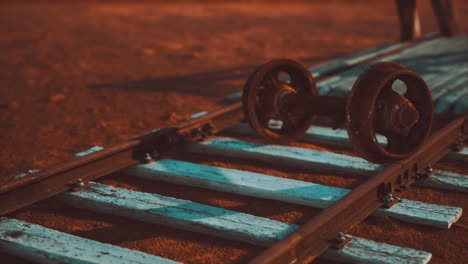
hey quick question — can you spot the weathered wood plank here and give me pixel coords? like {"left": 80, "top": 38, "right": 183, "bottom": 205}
{"left": 420, "top": 170, "right": 468, "bottom": 192}
{"left": 321, "top": 235, "right": 431, "bottom": 264}
{"left": 321, "top": 36, "right": 468, "bottom": 107}
{"left": 0, "top": 217, "right": 177, "bottom": 264}
{"left": 227, "top": 124, "right": 468, "bottom": 192}
{"left": 430, "top": 66, "right": 467, "bottom": 101}
{"left": 75, "top": 146, "right": 104, "bottom": 157}
{"left": 185, "top": 137, "right": 383, "bottom": 175}
{"left": 59, "top": 183, "right": 432, "bottom": 264}
{"left": 60, "top": 182, "right": 295, "bottom": 246}
{"left": 190, "top": 111, "right": 209, "bottom": 120}
{"left": 311, "top": 42, "right": 405, "bottom": 77}
{"left": 434, "top": 74, "right": 468, "bottom": 114}
{"left": 126, "top": 159, "right": 461, "bottom": 229}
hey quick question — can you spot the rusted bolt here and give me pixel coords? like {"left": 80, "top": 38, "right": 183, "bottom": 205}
{"left": 143, "top": 153, "right": 153, "bottom": 163}
{"left": 383, "top": 194, "right": 395, "bottom": 205}
{"left": 425, "top": 166, "right": 433, "bottom": 176}
{"left": 76, "top": 179, "right": 85, "bottom": 187}
{"left": 202, "top": 123, "right": 214, "bottom": 133}
{"left": 335, "top": 232, "right": 346, "bottom": 242}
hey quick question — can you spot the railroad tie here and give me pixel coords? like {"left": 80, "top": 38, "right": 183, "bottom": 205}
{"left": 227, "top": 124, "right": 468, "bottom": 193}
{"left": 125, "top": 159, "right": 461, "bottom": 230}
{"left": 58, "top": 183, "right": 432, "bottom": 264}
{"left": 0, "top": 217, "right": 177, "bottom": 264}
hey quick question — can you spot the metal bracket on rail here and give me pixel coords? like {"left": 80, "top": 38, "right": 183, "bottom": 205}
{"left": 330, "top": 232, "right": 351, "bottom": 250}
{"left": 71, "top": 178, "right": 90, "bottom": 192}
{"left": 178, "top": 122, "right": 216, "bottom": 142}
{"left": 380, "top": 164, "right": 434, "bottom": 208}
{"left": 380, "top": 182, "right": 401, "bottom": 208}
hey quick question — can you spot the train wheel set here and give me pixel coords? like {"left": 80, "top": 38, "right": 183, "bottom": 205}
{"left": 242, "top": 59, "right": 434, "bottom": 163}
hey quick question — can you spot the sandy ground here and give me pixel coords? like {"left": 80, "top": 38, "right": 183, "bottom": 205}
{"left": 0, "top": 1, "right": 467, "bottom": 263}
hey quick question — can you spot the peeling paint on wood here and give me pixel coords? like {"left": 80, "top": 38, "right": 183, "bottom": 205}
{"left": 59, "top": 183, "right": 432, "bottom": 264}
{"left": 227, "top": 124, "right": 468, "bottom": 193}
{"left": 126, "top": 159, "right": 462, "bottom": 229}
{"left": 318, "top": 36, "right": 468, "bottom": 114}
{"left": 186, "top": 137, "right": 383, "bottom": 175}
{"left": 75, "top": 146, "right": 104, "bottom": 157}
{"left": 321, "top": 235, "right": 431, "bottom": 264}
{"left": 0, "top": 217, "right": 178, "bottom": 264}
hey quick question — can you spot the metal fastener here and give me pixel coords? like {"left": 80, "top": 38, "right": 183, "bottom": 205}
{"left": 336, "top": 232, "right": 347, "bottom": 242}
{"left": 383, "top": 194, "right": 395, "bottom": 204}
{"left": 144, "top": 153, "right": 153, "bottom": 163}
{"left": 76, "top": 179, "right": 85, "bottom": 187}
{"left": 425, "top": 165, "right": 433, "bottom": 176}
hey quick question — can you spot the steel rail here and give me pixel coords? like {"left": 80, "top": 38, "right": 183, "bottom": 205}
{"left": 0, "top": 103, "right": 242, "bottom": 215}
{"left": 0, "top": 36, "right": 432, "bottom": 216}
{"left": 249, "top": 115, "right": 467, "bottom": 264}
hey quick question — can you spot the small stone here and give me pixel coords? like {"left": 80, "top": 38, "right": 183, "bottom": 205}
{"left": 142, "top": 48, "right": 156, "bottom": 56}
{"left": 49, "top": 93, "right": 65, "bottom": 102}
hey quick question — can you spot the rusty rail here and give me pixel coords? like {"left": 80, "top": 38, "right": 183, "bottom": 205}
{"left": 249, "top": 116, "right": 467, "bottom": 264}
{"left": 0, "top": 103, "right": 243, "bottom": 215}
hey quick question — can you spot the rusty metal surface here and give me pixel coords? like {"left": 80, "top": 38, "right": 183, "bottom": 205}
{"left": 346, "top": 62, "right": 433, "bottom": 163}
{"left": 249, "top": 116, "right": 467, "bottom": 264}
{"left": 242, "top": 59, "right": 317, "bottom": 143}
{"left": 243, "top": 60, "right": 433, "bottom": 163}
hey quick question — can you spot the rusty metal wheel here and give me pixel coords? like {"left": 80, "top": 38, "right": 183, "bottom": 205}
{"left": 346, "top": 62, "right": 433, "bottom": 163}
{"left": 242, "top": 59, "right": 317, "bottom": 143}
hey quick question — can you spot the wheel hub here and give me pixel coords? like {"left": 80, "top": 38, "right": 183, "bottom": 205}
{"left": 375, "top": 92, "right": 420, "bottom": 134}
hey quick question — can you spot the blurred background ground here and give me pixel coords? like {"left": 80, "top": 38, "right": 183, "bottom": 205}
{"left": 0, "top": 1, "right": 467, "bottom": 263}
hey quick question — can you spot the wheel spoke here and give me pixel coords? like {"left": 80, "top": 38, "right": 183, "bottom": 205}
{"left": 243, "top": 59, "right": 317, "bottom": 143}
{"left": 288, "top": 70, "right": 309, "bottom": 93}
{"left": 262, "top": 71, "right": 281, "bottom": 92}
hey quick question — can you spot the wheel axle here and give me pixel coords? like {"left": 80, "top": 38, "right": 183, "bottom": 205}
{"left": 242, "top": 59, "right": 433, "bottom": 163}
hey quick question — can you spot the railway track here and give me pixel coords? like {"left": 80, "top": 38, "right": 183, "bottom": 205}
{"left": 0, "top": 35, "right": 467, "bottom": 264}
